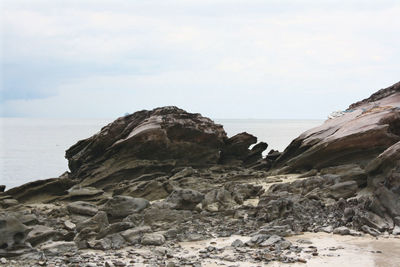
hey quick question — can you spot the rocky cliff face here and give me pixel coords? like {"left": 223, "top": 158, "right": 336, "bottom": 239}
{"left": 274, "top": 82, "right": 400, "bottom": 172}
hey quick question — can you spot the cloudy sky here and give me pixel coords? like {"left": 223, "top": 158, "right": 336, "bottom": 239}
{"left": 1, "top": 0, "right": 399, "bottom": 119}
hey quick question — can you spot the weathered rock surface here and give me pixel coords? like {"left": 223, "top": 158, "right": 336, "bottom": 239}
{"left": 274, "top": 81, "right": 400, "bottom": 172}
{"left": 65, "top": 106, "right": 227, "bottom": 184}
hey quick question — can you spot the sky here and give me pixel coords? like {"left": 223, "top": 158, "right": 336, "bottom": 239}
{"left": 1, "top": 0, "right": 400, "bottom": 119}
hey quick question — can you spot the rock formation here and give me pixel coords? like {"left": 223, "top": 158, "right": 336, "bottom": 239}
{"left": 274, "top": 81, "right": 400, "bottom": 172}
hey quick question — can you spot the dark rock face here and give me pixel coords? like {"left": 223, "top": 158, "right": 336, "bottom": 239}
{"left": 220, "top": 132, "right": 268, "bottom": 166}
{"left": 66, "top": 106, "right": 227, "bottom": 181}
{"left": 274, "top": 82, "right": 400, "bottom": 172}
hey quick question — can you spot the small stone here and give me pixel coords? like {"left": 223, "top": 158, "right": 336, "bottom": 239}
{"left": 297, "top": 258, "right": 307, "bottom": 263}
{"left": 64, "top": 220, "right": 76, "bottom": 231}
{"left": 0, "top": 258, "right": 7, "bottom": 264}
{"left": 231, "top": 239, "right": 244, "bottom": 248}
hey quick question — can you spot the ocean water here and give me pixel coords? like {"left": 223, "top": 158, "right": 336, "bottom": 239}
{"left": 0, "top": 118, "right": 323, "bottom": 189}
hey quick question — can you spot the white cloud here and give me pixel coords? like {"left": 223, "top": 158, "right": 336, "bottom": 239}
{"left": 2, "top": 1, "right": 400, "bottom": 118}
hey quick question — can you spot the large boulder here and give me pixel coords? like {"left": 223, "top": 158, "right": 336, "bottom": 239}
{"left": 65, "top": 106, "right": 227, "bottom": 186}
{"left": 274, "top": 82, "right": 400, "bottom": 172}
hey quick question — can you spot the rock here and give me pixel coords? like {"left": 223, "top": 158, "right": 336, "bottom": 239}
{"left": 97, "top": 222, "right": 135, "bottom": 239}
{"left": 319, "top": 225, "right": 333, "bottom": 233}
{"left": 165, "top": 189, "right": 204, "bottom": 210}
{"left": 259, "top": 235, "right": 282, "bottom": 247}
{"left": 0, "top": 216, "right": 30, "bottom": 250}
{"left": 374, "top": 186, "right": 400, "bottom": 218}
{"left": 0, "top": 258, "right": 7, "bottom": 264}
{"left": 76, "top": 211, "right": 109, "bottom": 232}
{"left": 0, "top": 186, "right": 5, "bottom": 193}
{"left": 333, "top": 226, "right": 350, "bottom": 235}
{"left": 5, "top": 177, "right": 76, "bottom": 203}
{"left": 361, "top": 225, "right": 381, "bottom": 237}
{"left": 320, "top": 164, "right": 367, "bottom": 186}
{"left": 202, "top": 188, "right": 235, "bottom": 212}
{"left": 65, "top": 106, "right": 227, "bottom": 185}
{"left": 392, "top": 225, "right": 400, "bottom": 235}
{"left": 231, "top": 239, "right": 244, "bottom": 248}
{"left": 102, "top": 196, "right": 149, "bottom": 218}
{"left": 120, "top": 226, "right": 152, "bottom": 244}
{"left": 65, "top": 186, "right": 104, "bottom": 199}
{"left": 143, "top": 207, "right": 192, "bottom": 225}
{"left": 40, "top": 241, "right": 77, "bottom": 256}
{"left": 274, "top": 82, "right": 400, "bottom": 172}
{"left": 26, "top": 225, "right": 57, "bottom": 247}
{"left": 358, "top": 211, "right": 390, "bottom": 232}
{"left": 64, "top": 220, "right": 76, "bottom": 231}
{"left": 328, "top": 181, "right": 358, "bottom": 200}
{"left": 220, "top": 132, "right": 267, "bottom": 165}
{"left": 141, "top": 233, "right": 165, "bottom": 246}
{"left": 67, "top": 201, "right": 98, "bottom": 216}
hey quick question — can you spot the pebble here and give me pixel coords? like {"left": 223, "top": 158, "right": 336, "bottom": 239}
{"left": 0, "top": 258, "right": 7, "bottom": 264}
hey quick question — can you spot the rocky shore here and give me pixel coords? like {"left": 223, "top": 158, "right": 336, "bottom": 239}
{"left": 1, "top": 82, "right": 400, "bottom": 266}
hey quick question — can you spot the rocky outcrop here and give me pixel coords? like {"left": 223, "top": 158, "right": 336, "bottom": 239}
{"left": 65, "top": 106, "right": 227, "bottom": 183}
{"left": 274, "top": 81, "right": 400, "bottom": 172}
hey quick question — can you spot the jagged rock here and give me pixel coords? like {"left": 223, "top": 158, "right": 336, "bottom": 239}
{"left": 102, "top": 196, "right": 149, "bottom": 218}
{"left": 0, "top": 216, "right": 30, "bottom": 251}
{"left": 274, "top": 82, "right": 400, "bottom": 172}
{"left": 66, "top": 106, "right": 227, "bottom": 184}
{"left": 67, "top": 201, "right": 98, "bottom": 216}
{"left": 220, "top": 132, "right": 267, "bottom": 165}
{"left": 164, "top": 189, "right": 204, "bottom": 210}
{"left": 141, "top": 233, "right": 165, "bottom": 246}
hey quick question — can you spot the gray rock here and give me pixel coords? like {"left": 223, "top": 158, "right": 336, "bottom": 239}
{"left": 165, "top": 189, "right": 204, "bottom": 210}
{"left": 0, "top": 216, "right": 30, "bottom": 250}
{"left": 260, "top": 235, "right": 282, "bottom": 247}
{"left": 141, "top": 233, "right": 165, "bottom": 246}
{"left": 231, "top": 239, "right": 244, "bottom": 248}
{"left": 26, "top": 225, "right": 57, "bottom": 247}
{"left": 67, "top": 201, "right": 98, "bottom": 216}
{"left": 40, "top": 241, "right": 77, "bottom": 256}
{"left": 392, "top": 225, "right": 400, "bottom": 235}
{"left": 102, "top": 196, "right": 149, "bottom": 218}
{"left": 333, "top": 226, "right": 351, "bottom": 235}
{"left": 0, "top": 186, "right": 5, "bottom": 193}
{"left": 97, "top": 222, "right": 135, "bottom": 239}
{"left": 120, "top": 226, "right": 152, "bottom": 244}
{"left": 76, "top": 211, "right": 109, "bottom": 232}
{"left": 328, "top": 181, "right": 358, "bottom": 200}
{"left": 361, "top": 225, "right": 380, "bottom": 237}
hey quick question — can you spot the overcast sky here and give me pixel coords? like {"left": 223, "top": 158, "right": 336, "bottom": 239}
{"left": 1, "top": 0, "right": 399, "bottom": 119}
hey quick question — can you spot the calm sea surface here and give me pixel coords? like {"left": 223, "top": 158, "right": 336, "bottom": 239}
{"left": 0, "top": 118, "right": 323, "bottom": 189}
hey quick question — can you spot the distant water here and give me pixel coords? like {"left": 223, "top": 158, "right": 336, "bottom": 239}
{"left": 0, "top": 118, "right": 322, "bottom": 189}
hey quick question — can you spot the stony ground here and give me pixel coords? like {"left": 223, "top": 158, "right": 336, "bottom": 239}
{"left": 2, "top": 166, "right": 400, "bottom": 267}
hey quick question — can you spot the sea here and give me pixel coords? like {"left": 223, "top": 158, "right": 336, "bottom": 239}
{"left": 0, "top": 118, "right": 323, "bottom": 189}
